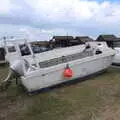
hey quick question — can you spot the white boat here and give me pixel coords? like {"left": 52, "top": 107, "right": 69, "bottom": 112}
{"left": 3, "top": 38, "right": 29, "bottom": 64}
{"left": 111, "top": 41, "right": 120, "bottom": 65}
{"left": 9, "top": 41, "right": 115, "bottom": 93}
{"left": 96, "top": 35, "right": 120, "bottom": 65}
{"left": 2, "top": 38, "right": 50, "bottom": 66}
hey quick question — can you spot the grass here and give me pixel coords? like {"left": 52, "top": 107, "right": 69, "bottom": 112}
{"left": 0, "top": 65, "right": 120, "bottom": 120}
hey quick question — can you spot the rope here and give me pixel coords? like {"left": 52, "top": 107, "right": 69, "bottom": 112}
{"left": 0, "top": 70, "right": 12, "bottom": 91}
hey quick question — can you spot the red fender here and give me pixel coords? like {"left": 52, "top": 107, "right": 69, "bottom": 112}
{"left": 64, "top": 65, "right": 73, "bottom": 78}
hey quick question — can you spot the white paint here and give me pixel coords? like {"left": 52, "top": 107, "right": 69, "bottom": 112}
{"left": 9, "top": 41, "right": 115, "bottom": 92}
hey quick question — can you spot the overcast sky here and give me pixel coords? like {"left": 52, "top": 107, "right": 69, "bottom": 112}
{"left": 0, "top": 0, "right": 120, "bottom": 40}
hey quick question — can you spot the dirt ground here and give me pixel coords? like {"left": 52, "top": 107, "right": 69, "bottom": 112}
{"left": 0, "top": 65, "right": 120, "bottom": 120}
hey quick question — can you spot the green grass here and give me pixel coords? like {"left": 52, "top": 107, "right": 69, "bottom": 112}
{"left": 0, "top": 65, "right": 120, "bottom": 120}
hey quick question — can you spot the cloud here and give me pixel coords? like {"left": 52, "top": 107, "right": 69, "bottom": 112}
{"left": 24, "top": 0, "right": 120, "bottom": 24}
{"left": 22, "top": 0, "right": 120, "bottom": 37}
{"left": 0, "top": 0, "right": 120, "bottom": 39}
{"left": 0, "top": 0, "right": 12, "bottom": 14}
{"left": 25, "top": 0, "right": 96, "bottom": 23}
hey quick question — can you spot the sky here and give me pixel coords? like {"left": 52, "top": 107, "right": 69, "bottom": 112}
{"left": 0, "top": 0, "right": 120, "bottom": 41}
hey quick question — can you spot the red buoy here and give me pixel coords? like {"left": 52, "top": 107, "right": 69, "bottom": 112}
{"left": 64, "top": 65, "right": 73, "bottom": 78}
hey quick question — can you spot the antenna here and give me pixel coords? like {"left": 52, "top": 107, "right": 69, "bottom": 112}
{"left": 67, "top": 32, "right": 68, "bottom": 36}
{"left": 67, "top": 32, "right": 69, "bottom": 46}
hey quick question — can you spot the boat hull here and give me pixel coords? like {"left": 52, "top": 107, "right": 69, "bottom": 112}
{"left": 20, "top": 54, "right": 113, "bottom": 92}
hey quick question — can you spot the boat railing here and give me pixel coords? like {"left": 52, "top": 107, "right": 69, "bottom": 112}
{"left": 39, "top": 49, "right": 94, "bottom": 68}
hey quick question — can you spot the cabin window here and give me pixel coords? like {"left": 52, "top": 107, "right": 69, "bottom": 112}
{"left": 85, "top": 44, "right": 91, "bottom": 49}
{"left": 8, "top": 46, "right": 16, "bottom": 52}
{"left": 19, "top": 44, "right": 31, "bottom": 56}
{"left": 98, "top": 43, "right": 102, "bottom": 46}
{"left": 31, "top": 45, "right": 49, "bottom": 54}
{"left": 95, "top": 49, "right": 102, "bottom": 55}
{"left": 31, "top": 45, "right": 41, "bottom": 54}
